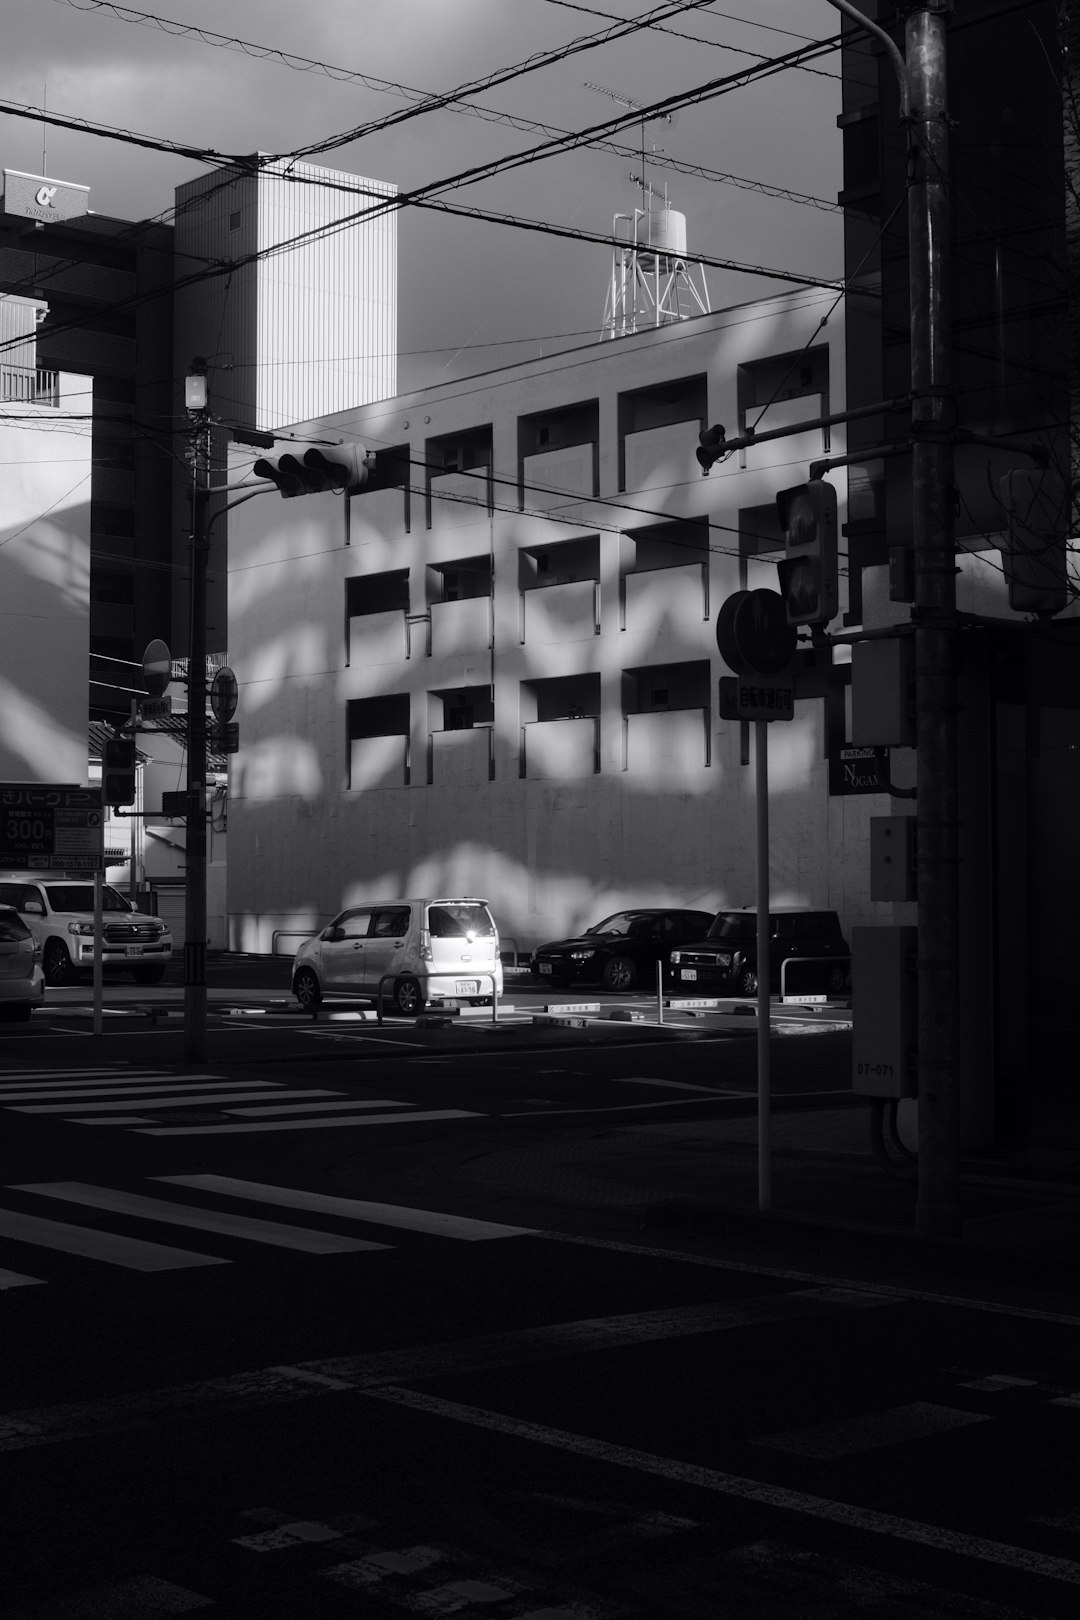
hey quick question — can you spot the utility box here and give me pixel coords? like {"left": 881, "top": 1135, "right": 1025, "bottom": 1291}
{"left": 851, "top": 638, "right": 915, "bottom": 747}
{"left": 870, "top": 816, "right": 917, "bottom": 902}
{"left": 852, "top": 926, "right": 917, "bottom": 1097}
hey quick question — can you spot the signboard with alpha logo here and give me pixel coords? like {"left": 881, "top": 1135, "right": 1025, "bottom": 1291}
{"left": 2, "top": 170, "right": 90, "bottom": 224}
{"left": 0, "top": 784, "right": 104, "bottom": 871}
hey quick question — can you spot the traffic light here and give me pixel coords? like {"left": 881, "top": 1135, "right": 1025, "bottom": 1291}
{"left": 102, "top": 738, "right": 136, "bottom": 807}
{"left": 776, "top": 478, "right": 839, "bottom": 627}
{"left": 253, "top": 441, "right": 373, "bottom": 498}
{"left": 999, "top": 468, "right": 1070, "bottom": 616}
{"left": 696, "top": 423, "right": 727, "bottom": 475}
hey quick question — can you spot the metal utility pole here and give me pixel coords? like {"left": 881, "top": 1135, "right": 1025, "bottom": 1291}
{"left": 905, "top": 2, "right": 960, "bottom": 1239}
{"left": 828, "top": 1, "right": 960, "bottom": 1237}
{"left": 184, "top": 361, "right": 210, "bottom": 1063}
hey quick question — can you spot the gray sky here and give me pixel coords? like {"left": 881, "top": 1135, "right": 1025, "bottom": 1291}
{"left": 2, "top": 0, "right": 846, "bottom": 393}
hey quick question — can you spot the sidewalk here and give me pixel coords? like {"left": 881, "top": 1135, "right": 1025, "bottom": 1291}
{"left": 441, "top": 1102, "right": 1080, "bottom": 1302}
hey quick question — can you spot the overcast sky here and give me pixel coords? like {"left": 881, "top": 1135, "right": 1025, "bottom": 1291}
{"left": 3, "top": 0, "right": 846, "bottom": 395}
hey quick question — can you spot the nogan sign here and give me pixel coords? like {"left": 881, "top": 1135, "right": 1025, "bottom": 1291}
{"left": 829, "top": 745, "right": 890, "bottom": 797}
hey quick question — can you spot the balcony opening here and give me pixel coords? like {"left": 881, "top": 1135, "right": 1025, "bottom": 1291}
{"left": 617, "top": 373, "right": 707, "bottom": 490}
{"left": 346, "top": 693, "right": 411, "bottom": 789}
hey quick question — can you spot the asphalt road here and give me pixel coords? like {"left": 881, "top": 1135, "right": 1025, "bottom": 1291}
{"left": 0, "top": 975, "right": 1077, "bottom": 1619}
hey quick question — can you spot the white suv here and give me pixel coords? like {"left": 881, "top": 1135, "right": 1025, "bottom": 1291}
{"left": 0, "top": 878, "right": 173, "bottom": 987}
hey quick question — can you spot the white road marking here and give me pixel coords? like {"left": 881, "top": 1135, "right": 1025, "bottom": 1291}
{"left": 12, "top": 1088, "right": 342, "bottom": 1114}
{"left": 137, "top": 1108, "right": 483, "bottom": 1136}
{"left": 0, "top": 1208, "right": 227, "bottom": 1271}
{"left": 0, "top": 1078, "right": 266, "bottom": 1100}
{"left": 365, "top": 1387, "right": 1080, "bottom": 1588}
{"left": 223, "top": 1098, "right": 411, "bottom": 1118}
{"left": 752, "top": 1402, "right": 991, "bottom": 1459}
{"left": 612, "top": 1077, "right": 735, "bottom": 1094}
{"left": 156, "top": 1176, "right": 535, "bottom": 1240}
{"left": 500, "top": 1096, "right": 755, "bottom": 1117}
{"left": 9, "top": 1183, "right": 391, "bottom": 1255}
{"left": 0, "top": 1266, "right": 45, "bottom": 1290}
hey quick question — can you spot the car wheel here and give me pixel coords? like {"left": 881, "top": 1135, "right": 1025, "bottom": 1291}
{"left": 826, "top": 963, "right": 848, "bottom": 993}
{"left": 43, "top": 940, "right": 75, "bottom": 987}
{"left": 601, "top": 955, "right": 637, "bottom": 992}
{"left": 294, "top": 967, "right": 322, "bottom": 1010}
{"left": 735, "top": 964, "right": 758, "bottom": 996}
{"left": 132, "top": 966, "right": 165, "bottom": 985}
{"left": 393, "top": 976, "right": 425, "bottom": 1016}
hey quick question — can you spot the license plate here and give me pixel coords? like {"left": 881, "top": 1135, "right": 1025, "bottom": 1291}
{"left": 681, "top": 968, "right": 697, "bottom": 981}
{"left": 124, "top": 946, "right": 142, "bottom": 956}
{"left": 539, "top": 962, "right": 552, "bottom": 975}
{"left": 455, "top": 980, "right": 479, "bottom": 996}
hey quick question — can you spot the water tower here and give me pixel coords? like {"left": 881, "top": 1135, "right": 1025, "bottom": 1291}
{"left": 601, "top": 185, "right": 710, "bottom": 339}
{"left": 585, "top": 84, "right": 710, "bottom": 339}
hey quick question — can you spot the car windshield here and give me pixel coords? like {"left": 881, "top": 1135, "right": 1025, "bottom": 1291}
{"left": 706, "top": 912, "right": 756, "bottom": 942}
{"left": 586, "top": 912, "right": 650, "bottom": 937}
{"left": 43, "top": 885, "right": 133, "bottom": 914}
{"left": 428, "top": 902, "right": 496, "bottom": 939}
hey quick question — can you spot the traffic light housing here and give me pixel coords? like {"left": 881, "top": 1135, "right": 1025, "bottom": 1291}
{"left": 999, "top": 468, "right": 1070, "bottom": 616}
{"left": 253, "top": 441, "right": 373, "bottom": 498}
{"left": 776, "top": 478, "right": 839, "bottom": 627}
{"left": 102, "top": 738, "right": 136, "bottom": 807}
{"left": 696, "top": 423, "right": 727, "bottom": 475}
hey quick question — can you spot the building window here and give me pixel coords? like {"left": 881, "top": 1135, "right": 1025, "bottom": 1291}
{"left": 519, "top": 536, "right": 601, "bottom": 643}
{"left": 621, "top": 660, "right": 712, "bottom": 771}
{"left": 617, "top": 373, "right": 707, "bottom": 491}
{"left": 736, "top": 346, "right": 830, "bottom": 463}
{"left": 346, "top": 694, "right": 411, "bottom": 789}
{"left": 519, "top": 674, "right": 601, "bottom": 778}
{"left": 425, "top": 426, "right": 493, "bottom": 526}
{"left": 517, "top": 400, "right": 599, "bottom": 507}
{"left": 345, "top": 570, "right": 410, "bottom": 667}
{"left": 427, "top": 556, "right": 492, "bottom": 604}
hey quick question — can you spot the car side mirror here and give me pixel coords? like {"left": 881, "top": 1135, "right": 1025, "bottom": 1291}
{"left": 322, "top": 925, "right": 345, "bottom": 942}
{"left": 22, "top": 901, "right": 45, "bottom": 916}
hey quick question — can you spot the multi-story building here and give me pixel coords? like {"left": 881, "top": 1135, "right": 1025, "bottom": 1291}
{"left": 0, "top": 292, "right": 93, "bottom": 784}
{"left": 224, "top": 291, "right": 884, "bottom": 958}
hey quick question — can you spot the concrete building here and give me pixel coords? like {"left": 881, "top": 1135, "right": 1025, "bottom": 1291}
{"left": 173, "top": 157, "right": 399, "bottom": 658}
{"left": 0, "top": 292, "right": 93, "bottom": 784}
{"left": 224, "top": 291, "right": 888, "bottom": 959}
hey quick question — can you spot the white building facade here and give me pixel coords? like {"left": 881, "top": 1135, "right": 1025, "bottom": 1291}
{"left": 226, "top": 292, "right": 891, "bottom": 958}
{"left": 0, "top": 294, "right": 93, "bottom": 785}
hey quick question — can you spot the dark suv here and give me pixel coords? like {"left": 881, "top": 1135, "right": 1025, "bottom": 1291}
{"left": 530, "top": 908, "right": 716, "bottom": 992}
{"left": 668, "top": 908, "right": 850, "bottom": 998}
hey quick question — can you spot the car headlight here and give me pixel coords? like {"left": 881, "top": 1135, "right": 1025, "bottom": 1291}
{"left": 68, "top": 921, "right": 95, "bottom": 936}
{"left": 716, "top": 952, "right": 732, "bottom": 968}
{"left": 569, "top": 949, "right": 596, "bottom": 960}
{"left": 670, "top": 951, "right": 682, "bottom": 963}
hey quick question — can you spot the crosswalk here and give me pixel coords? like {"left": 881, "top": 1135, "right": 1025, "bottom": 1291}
{"left": 0, "top": 1065, "right": 482, "bottom": 1136}
{"left": 0, "top": 1171, "right": 534, "bottom": 1290}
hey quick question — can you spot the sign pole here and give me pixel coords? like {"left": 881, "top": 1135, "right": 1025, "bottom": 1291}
{"left": 755, "top": 718, "right": 771, "bottom": 1211}
{"left": 128, "top": 698, "right": 138, "bottom": 907}
{"left": 92, "top": 869, "right": 103, "bottom": 1037}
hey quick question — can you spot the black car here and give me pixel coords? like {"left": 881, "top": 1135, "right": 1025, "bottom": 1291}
{"left": 668, "top": 908, "right": 850, "bottom": 997}
{"left": 530, "top": 909, "right": 717, "bottom": 992}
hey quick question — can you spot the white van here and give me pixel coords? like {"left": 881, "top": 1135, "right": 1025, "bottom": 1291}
{"left": 291, "top": 897, "right": 503, "bottom": 1015}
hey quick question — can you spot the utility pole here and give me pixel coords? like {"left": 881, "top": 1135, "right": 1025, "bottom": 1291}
{"left": 184, "top": 360, "right": 210, "bottom": 1064}
{"left": 905, "top": 2, "right": 960, "bottom": 1240}
{"left": 828, "top": 0, "right": 960, "bottom": 1237}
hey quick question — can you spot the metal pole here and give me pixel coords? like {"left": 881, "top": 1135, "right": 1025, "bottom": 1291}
{"left": 755, "top": 718, "right": 771, "bottom": 1211}
{"left": 92, "top": 869, "right": 103, "bottom": 1037}
{"left": 183, "top": 390, "right": 210, "bottom": 1063}
{"left": 907, "top": 3, "right": 960, "bottom": 1239}
{"left": 128, "top": 697, "right": 138, "bottom": 907}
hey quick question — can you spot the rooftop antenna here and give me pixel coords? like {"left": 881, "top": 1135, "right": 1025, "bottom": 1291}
{"left": 42, "top": 84, "right": 47, "bottom": 173}
{"left": 584, "top": 83, "right": 708, "bottom": 340}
